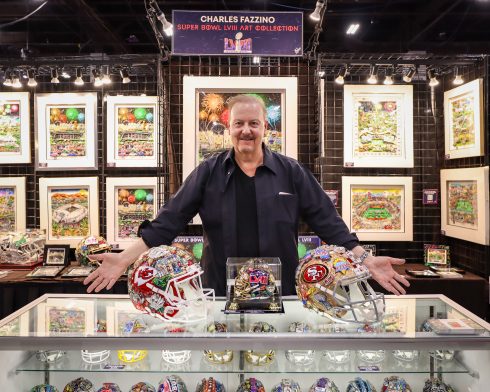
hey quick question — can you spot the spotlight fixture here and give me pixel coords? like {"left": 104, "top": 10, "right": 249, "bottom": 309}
{"left": 156, "top": 12, "right": 174, "bottom": 36}
{"left": 367, "top": 65, "right": 378, "bottom": 84}
{"left": 120, "top": 68, "right": 131, "bottom": 84}
{"left": 27, "top": 69, "right": 37, "bottom": 87}
{"left": 74, "top": 68, "right": 84, "bottom": 86}
{"left": 102, "top": 65, "right": 111, "bottom": 85}
{"left": 92, "top": 69, "right": 103, "bottom": 87}
{"left": 383, "top": 67, "right": 394, "bottom": 85}
{"left": 403, "top": 67, "right": 416, "bottom": 83}
{"left": 453, "top": 67, "right": 464, "bottom": 85}
{"left": 3, "top": 71, "right": 13, "bottom": 87}
{"left": 346, "top": 23, "right": 360, "bottom": 35}
{"left": 428, "top": 69, "right": 439, "bottom": 87}
{"left": 61, "top": 69, "right": 71, "bottom": 79}
{"left": 12, "top": 72, "right": 22, "bottom": 88}
{"left": 252, "top": 56, "right": 261, "bottom": 64}
{"left": 335, "top": 67, "right": 348, "bottom": 84}
{"left": 51, "top": 68, "right": 60, "bottom": 84}
{"left": 310, "top": 0, "right": 325, "bottom": 22}
{"left": 317, "top": 70, "right": 325, "bottom": 78}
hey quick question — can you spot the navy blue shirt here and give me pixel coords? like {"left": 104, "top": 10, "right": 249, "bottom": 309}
{"left": 139, "top": 145, "right": 359, "bottom": 296}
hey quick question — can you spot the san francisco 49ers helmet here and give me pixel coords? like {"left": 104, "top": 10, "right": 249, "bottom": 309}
{"left": 296, "top": 245, "right": 384, "bottom": 324}
{"left": 128, "top": 246, "right": 214, "bottom": 323}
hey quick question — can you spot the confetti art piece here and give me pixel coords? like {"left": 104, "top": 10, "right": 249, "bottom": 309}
{"left": 116, "top": 106, "right": 155, "bottom": 159}
{"left": 116, "top": 187, "right": 154, "bottom": 240}
{"left": 47, "top": 106, "right": 87, "bottom": 159}
{"left": 449, "top": 93, "right": 475, "bottom": 150}
{"left": 49, "top": 188, "right": 90, "bottom": 238}
{"left": 0, "top": 187, "right": 16, "bottom": 232}
{"left": 0, "top": 101, "right": 21, "bottom": 154}
{"left": 47, "top": 307, "right": 86, "bottom": 333}
{"left": 447, "top": 180, "right": 478, "bottom": 229}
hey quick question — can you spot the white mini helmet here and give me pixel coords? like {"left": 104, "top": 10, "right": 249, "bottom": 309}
{"left": 161, "top": 349, "right": 191, "bottom": 364}
{"left": 80, "top": 349, "right": 110, "bottom": 364}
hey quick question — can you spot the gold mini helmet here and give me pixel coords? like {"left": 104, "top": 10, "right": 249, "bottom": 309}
{"left": 75, "top": 235, "right": 112, "bottom": 266}
{"left": 117, "top": 349, "right": 148, "bottom": 363}
{"left": 245, "top": 321, "right": 276, "bottom": 365}
{"left": 296, "top": 244, "right": 384, "bottom": 324}
{"left": 203, "top": 322, "right": 233, "bottom": 364}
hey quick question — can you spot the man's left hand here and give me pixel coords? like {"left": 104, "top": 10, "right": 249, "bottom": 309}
{"left": 363, "top": 255, "right": 410, "bottom": 295}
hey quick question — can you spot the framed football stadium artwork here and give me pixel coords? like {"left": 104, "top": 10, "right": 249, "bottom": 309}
{"left": 106, "top": 177, "right": 158, "bottom": 249}
{"left": 343, "top": 85, "right": 413, "bottom": 168}
{"left": 0, "top": 177, "right": 26, "bottom": 233}
{"left": 37, "top": 298, "right": 94, "bottom": 336}
{"left": 342, "top": 176, "right": 413, "bottom": 241}
{"left": 440, "top": 167, "right": 489, "bottom": 245}
{"left": 106, "top": 95, "right": 159, "bottom": 167}
{"left": 182, "top": 76, "right": 298, "bottom": 181}
{"left": 0, "top": 92, "right": 30, "bottom": 164}
{"left": 35, "top": 92, "right": 98, "bottom": 170}
{"left": 444, "top": 79, "right": 484, "bottom": 159}
{"left": 39, "top": 177, "right": 99, "bottom": 246}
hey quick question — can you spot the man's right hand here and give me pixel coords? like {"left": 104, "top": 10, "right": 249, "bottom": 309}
{"left": 83, "top": 253, "right": 128, "bottom": 293}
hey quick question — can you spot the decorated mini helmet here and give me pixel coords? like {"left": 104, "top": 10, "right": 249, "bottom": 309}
{"left": 346, "top": 378, "right": 376, "bottom": 392}
{"left": 296, "top": 245, "right": 385, "bottom": 324}
{"left": 420, "top": 319, "right": 455, "bottom": 361}
{"left": 63, "top": 378, "right": 95, "bottom": 392}
{"left": 285, "top": 322, "right": 315, "bottom": 365}
{"left": 35, "top": 350, "right": 66, "bottom": 363}
{"left": 236, "top": 378, "right": 265, "bottom": 392}
{"left": 0, "top": 230, "right": 45, "bottom": 265}
{"left": 122, "top": 317, "right": 150, "bottom": 334}
{"left": 245, "top": 321, "right": 276, "bottom": 365}
{"left": 158, "top": 375, "right": 187, "bottom": 392}
{"left": 392, "top": 350, "right": 419, "bottom": 361}
{"left": 161, "top": 349, "right": 191, "bottom": 364}
{"left": 97, "top": 384, "right": 121, "bottom": 392}
{"left": 128, "top": 245, "right": 214, "bottom": 323}
{"left": 271, "top": 379, "right": 301, "bottom": 392}
{"left": 30, "top": 385, "right": 59, "bottom": 392}
{"left": 381, "top": 376, "right": 412, "bottom": 392}
{"left": 75, "top": 235, "right": 111, "bottom": 266}
{"left": 357, "top": 350, "right": 385, "bottom": 363}
{"left": 322, "top": 350, "right": 351, "bottom": 364}
{"left": 80, "top": 349, "right": 110, "bottom": 364}
{"left": 130, "top": 383, "right": 156, "bottom": 392}
{"left": 422, "top": 379, "right": 455, "bottom": 392}
{"left": 234, "top": 258, "right": 276, "bottom": 299}
{"left": 203, "top": 322, "right": 233, "bottom": 364}
{"left": 117, "top": 349, "right": 148, "bottom": 363}
{"left": 308, "top": 378, "right": 340, "bottom": 392}
{"left": 195, "top": 378, "right": 224, "bottom": 392}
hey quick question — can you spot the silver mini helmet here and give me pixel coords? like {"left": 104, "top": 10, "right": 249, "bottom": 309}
{"left": 271, "top": 379, "right": 301, "bottom": 392}
{"left": 420, "top": 319, "right": 455, "bottom": 361}
{"left": 158, "top": 375, "right": 187, "bottom": 392}
{"left": 356, "top": 350, "right": 385, "bottom": 363}
{"left": 308, "top": 378, "right": 340, "bottom": 392}
{"left": 322, "top": 350, "right": 351, "bottom": 364}
{"left": 285, "top": 322, "right": 315, "bottom": 365}
{"left": 196, "top": 378, "right": 225, "bottom": 392}
{"left": 392, "top": 350, "right": 419, "bottom": 361}
{"left": 381, "top": 376, "right": 412, "bottom": 392}
{"left": 36, "top": 350, "right": 65, "bottom": 363}
{"left": 346, "top": 378, "right": 377, "bottom": 392}
{"left": 203, "top": 322, "right": 233, "bottom": 364}
{"left": 422, "top": 379, "right": 455, "bottom": 392}
{"left": 245, "top": 321, "right": 276, "bottom": 365}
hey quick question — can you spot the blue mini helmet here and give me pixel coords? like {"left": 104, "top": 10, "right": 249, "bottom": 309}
{"left": 346, "top": 378, "right": 377, "bottom": 392}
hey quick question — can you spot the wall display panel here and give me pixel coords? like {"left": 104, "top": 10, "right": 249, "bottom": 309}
{"left": 444, "top": 79, "right": 484, "bottom": 159}
{"left": 106, "top": 95, "right": 159, "bottom": 167}
{"left": 343, "top": 85, "right": 413, "bottom": 168}
{"left": 182, "top": 76, "right": 298, "bottom": 181}
{"left": 35, "top": 93, "right": 98, "bottom": 170}
{"left": 0, "top": 92, "right": 30, "bottom": 164}
{"left": 0, "top": 177, "right": 26, "bottom": 233}
{"left": 39, "top": 177, "right": 99, "bottom": 246}
{"left": 106, "top": 177, "right": 158, "bottom": 249}
{"left": 342, "top": 176, "right": 413, "bottom": 241}
{"left": 440, "top": 166, "right": 489, "bottom": 245}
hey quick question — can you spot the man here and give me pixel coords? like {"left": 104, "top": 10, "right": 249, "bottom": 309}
{"left": 85, "top": 95, "right": 409, "bottom": 296}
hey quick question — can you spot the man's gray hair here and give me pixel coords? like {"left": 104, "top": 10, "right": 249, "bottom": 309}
{"left": 227, "top": 94, "right": 267, "bottom": 122}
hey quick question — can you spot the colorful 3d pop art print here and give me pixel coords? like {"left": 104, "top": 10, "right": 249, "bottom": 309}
{"left": 106, "top": 177, "right": 158, "bottom": 249}
{"left": 106, "top": 95, "right": 159, "bottom": 167}
{"left": 39, "top": 177, "right": 99, "bottom": 246}
{"left": 35, "top": 93, "right": 97, "bottom": 170}
{"left": 0, "top": 92, "right": 30, "bottom": 164}
{"left": 440, "top": 167, "right": 489, "bottom": 245}
{"left": 342, "top": 176, "right": 413, "bottom": 241}
{"left": 444, "top": 79, "right": 484, "bottom": 159}
{"left": 343, "top": 85, "right": 413, "bottom": 168}
{"left": 182, "top": 76, "right": 298, "bottom": 181}
{"left": 0, "top": 177, "right": 26, "bottom": 233}
{"left": 37, "top": 298, "right": 94, "bottom": 336}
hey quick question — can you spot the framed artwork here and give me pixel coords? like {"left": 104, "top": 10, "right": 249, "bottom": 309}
{"left": 440, "top": 167, "right": 489, "bottom": 245}
{"left": 106, "top": 302, "right": 147, "bottom": 336}
{"left": 43, "top": 244, "right": 70, "bottom": 266}
{"left": 35, "top": 92, "right": 98, "bottom": 170}
{"left": 106, "top": 177, "right": 158, "bottom": 249}
{"left": 444, "top": 79, "right": 484, "bottom": 159}
{"left": 342, "top": 176, "right": 413, "bottom": 241}
{"left": 39, "top": 177, "right": 99, "bottom": 246}
{"left": 182, "top": 76, "right": 298, "bottom": 181}
{"left": 0, "top": 177, "right": 26, "bottom": 233}
{"left": 37, "top": 298, "right": 95, "bottom": 336}
{"left": 343, "top": 85, "right": 413, "bottom": 168}
{"left": 106, "top": 95, "right": 159, "bottom": 167}
{"left": 25, "top": 265, "right": 64, "bottom": 278}
{"left": 172, "top": 236, "right": 204, "bottom": 261}
{"left": 0, "top": 92, "right": 30, "bottom": 164}
{"left": 60, "top": 265, "right": 94, "bottom": 278}
{"left": 424, "top": 244, "right": 450, "bottom": 267}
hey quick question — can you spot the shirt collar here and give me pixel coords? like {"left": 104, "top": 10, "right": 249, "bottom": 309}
{"left": 223, "top": 143, "right": 277, "bottom": 175}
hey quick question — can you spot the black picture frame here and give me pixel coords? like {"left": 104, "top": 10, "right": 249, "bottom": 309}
{"left": 43, "top": 245, "right": 70, "bottom": 266}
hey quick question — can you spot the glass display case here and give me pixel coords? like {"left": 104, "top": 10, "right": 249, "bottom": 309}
{"left": 0, "top": 294, "right": 489, "bottom": 391}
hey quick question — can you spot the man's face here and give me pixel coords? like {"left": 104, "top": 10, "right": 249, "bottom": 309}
{"left": 229, "top": 101, "right": 266, "bottom": 155}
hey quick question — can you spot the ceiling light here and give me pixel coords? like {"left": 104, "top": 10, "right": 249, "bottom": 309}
{"left": 310, "top": 0, "right": 325, "bottom": 22}
{"left": 102, "top": 65, "right": 111, "bottom": 85}
{"left": 74, "top": 68, "right": 84, "bottom": 86}
{"left": 453, "top": 67, "right": 464, "bottom": 85}
{"left": 403, "top": 67, "right": 416, "bottom": 83}
{"left": 3, "top": 71, "right": 13, "bottom": 87}
{"left": 157, "top": 12, "right": 173, "bottom": 36}
{"left": 383, "top": 67, "right": 394, "bottom": 85}
{"left": 120, "top": 69, "right": 131, "bottom": 84}
{"left": 51, "top": 68, "right": 60, "bottom": 84}
{"left": 12, "top": 72, "right": 22, "bottom": 88}
{"left": 92, "top": 69, "right": 103, "bottom": 87}
{"left": 27, "top": 69, "right": 37, "bottom": 87}
{"left": 253, "top": 56, "right": 261, "bottom": 64}
{"left": 367, "top": 65, "right": 378, "bottom": 84}
{"left": 335, "top": 67, "right": 348, "bottom": 84}
{"left": 317, "top": 70, "right": 325, "bottom": 78}
{"left": 61, "top": 69, "right": 71, "bottom": 79}
{"left": 428, "top": 69, "right": 439, "bottom": 87}
{"left": 346, "top": 23, "right": 360, "bottom": 35}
